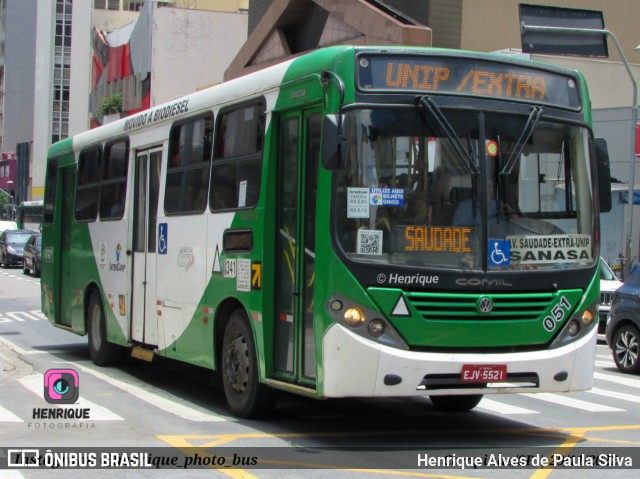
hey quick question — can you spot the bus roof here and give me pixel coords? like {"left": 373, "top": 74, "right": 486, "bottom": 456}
{"left": 49, "top": 45, "right": 587, "bottom": 156}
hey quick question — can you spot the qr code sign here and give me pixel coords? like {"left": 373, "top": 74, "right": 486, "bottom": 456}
{"left": 357, "top": 229, "right": 383, "bottom": 255}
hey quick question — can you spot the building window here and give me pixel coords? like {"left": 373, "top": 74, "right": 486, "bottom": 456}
{"left": 124, "top": 1, "right": 143, "bottom": 10}
{"left": 124, "top": 1, "right": 168, "bottom": 11}
{"left": 56, "top": 0, "right": 73, "bottom": 16}
{"left": 94, "top": 0, "right": 120, "bottom": 10}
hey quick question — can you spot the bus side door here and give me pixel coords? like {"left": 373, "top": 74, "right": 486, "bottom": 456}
{"left": 131, "top": 148, "right": 161, "bottom": 345}
{"left": 274, "top": 109, "right": 321, "bottom": 386}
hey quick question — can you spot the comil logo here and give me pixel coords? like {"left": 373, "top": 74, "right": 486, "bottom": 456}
{"left": 43, "top": 369, "right": 79, "bottom": 404}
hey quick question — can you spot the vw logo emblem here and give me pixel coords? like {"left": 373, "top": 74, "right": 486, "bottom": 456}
{"left": 477, "top": 296, "right": 493, "bottom": 314}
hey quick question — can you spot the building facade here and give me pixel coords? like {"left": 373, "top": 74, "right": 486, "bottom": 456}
{"left": 0, "top": 0, "right": 248, "bottom": 200}
{"left": 0, "top": 0, "right": 37, "bottom": 159}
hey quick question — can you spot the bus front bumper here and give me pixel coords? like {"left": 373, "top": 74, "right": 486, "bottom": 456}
{"left": 321, "top": 323, "right": 597, "bottom": 398}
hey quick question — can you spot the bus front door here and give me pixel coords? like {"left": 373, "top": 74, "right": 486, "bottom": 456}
{"left": 131, "top": 148, "right": 161, "bottom": 345}
{"left": 274, "top": 110, "right": 321, "bottom": 387}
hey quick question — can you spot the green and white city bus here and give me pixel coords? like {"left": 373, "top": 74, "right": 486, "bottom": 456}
{"left": 17, "top": 200, "right": 44, "bottom": 231}
{"left": 42, "top": 45, "right": 611, "bottom": 417}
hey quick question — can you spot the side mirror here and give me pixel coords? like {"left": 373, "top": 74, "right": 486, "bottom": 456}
{"left": 322, "top": 114, "right": 348, "bottom": 169}
{"left": 593, "top": 137, "right": 612, "bottom": 213}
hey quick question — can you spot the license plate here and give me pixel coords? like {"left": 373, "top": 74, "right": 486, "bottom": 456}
{"left": 461, "top": 364, "right": 507, "bottom": 383}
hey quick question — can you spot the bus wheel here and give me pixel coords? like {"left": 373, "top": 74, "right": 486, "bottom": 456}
{"left": 221, "top": 309, "right": 276, "bottom": 418}
{"left": 429, "top": 394, "right": 483, "bottom": 412}
{"left": 87, "top": 292, "right": 123, "bottom": 366}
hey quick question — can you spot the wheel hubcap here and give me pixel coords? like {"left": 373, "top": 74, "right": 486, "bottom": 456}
{"left": 224, "top": 334, "right": 249, "bottom": 394}
{"left": 615, "top": 331, "right": 639, "bottom": 369}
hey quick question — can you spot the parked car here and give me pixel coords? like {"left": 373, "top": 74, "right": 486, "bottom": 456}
{"left": 599, "top": 258, "right": 623, "bottom": 334}
{"left": 606, "top": 267, "right": 640, "bottom": 374}
{"left": 0, "top": 229, "right": 33, "bottom": 268}
{"left": 22, "top": 232, "right": 42, "bottom": 277}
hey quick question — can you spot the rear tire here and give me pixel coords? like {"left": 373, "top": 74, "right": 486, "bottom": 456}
{"left": 612, "top": 324, "right": 640, "bottom": 374}
{"left": 429, "top": 394, "right": 483, "bottom": 412}
{"left": 87, "top": 291, "right": 124, "bottom": 366}
{"left": 221, "top": 309, "right": 276, "bottom": 418}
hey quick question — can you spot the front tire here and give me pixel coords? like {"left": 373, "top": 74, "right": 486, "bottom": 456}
{"left": 87, "top": 291, "right": 124, "bottom": 366}
{"left": 612, "top": 324, "right": 640, "bottom": 374}
{"left": 221, "top": 309, "right": 276, "bottom": 418}
{"left": 429, "top": 394, "right": 483, "bottom": 412}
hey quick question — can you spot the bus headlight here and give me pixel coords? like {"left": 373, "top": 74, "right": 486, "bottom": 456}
{"left": 344, "top": 307, "right": 365, "bottom": 327}
{"left": 567, "top": 319, "right": 580, "bottom": 337}
{"left": 581, "top": 308, "right": 595, "bottom": 327}
{"left": 550, "top": 304, "right": 598, "bottom": 349}
{"left": 326, "top": 294, "right": 409, "bottom": 350}
{"left": 368, "top": 319, "right": 385, "bottom": 337}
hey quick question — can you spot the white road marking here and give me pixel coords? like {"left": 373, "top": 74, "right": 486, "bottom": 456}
{"left": 476, "top": 397, "right": 538, "bottom": 415}
{"left": 0, "top": 404, "right": 23, "bottom": 422}
{"left": 521, "top": 392, "right": 623, "bottom": 412}
{"left": 71, "top": 362, "right": 228, "bottom": 422}
{"left": 594, "top": 371, "right": 640, "bottom": 389}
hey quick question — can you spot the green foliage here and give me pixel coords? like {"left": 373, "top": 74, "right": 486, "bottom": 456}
{"left": 0, "top": 195, "right": 12, "bottom": 220}
{"left": 99, "top": 93, "right": 123, "bottom": 116}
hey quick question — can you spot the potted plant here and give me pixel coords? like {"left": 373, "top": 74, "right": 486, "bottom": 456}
{"left": 99, "top": 93, "right": 123, "bottom": 123}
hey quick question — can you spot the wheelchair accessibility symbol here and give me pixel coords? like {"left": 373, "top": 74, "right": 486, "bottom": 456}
{"left": 158, "top": 223, "right": 168, "bottom": 255}
{"left": 488, "top": 240, "right": 510, "bottom": 267}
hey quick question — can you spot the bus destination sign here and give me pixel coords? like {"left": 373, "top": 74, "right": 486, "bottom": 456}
{"left": 357, "top": 54, "right": 580, "bottom": 109}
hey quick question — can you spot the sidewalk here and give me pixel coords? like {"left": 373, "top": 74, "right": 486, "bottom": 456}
{"left": 0, "top": 338, "right": 33, "bottom": 385}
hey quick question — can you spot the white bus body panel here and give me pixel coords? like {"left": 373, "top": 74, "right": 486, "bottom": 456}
{"left": 321, "top": 323, "right": 597, "bottom": 397}
{"left": 89, "top": 221, "right": 131, "bottom": 341}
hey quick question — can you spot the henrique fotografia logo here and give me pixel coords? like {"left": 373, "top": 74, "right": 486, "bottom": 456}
{"left": 43, "top": 369, "right": 79, "bottom": 404}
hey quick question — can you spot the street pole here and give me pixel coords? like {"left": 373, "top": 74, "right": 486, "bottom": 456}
{"left": 520, "top": 23, "right": 637, "bottom": 279}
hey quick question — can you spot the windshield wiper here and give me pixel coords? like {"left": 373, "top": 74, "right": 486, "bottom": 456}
{"left": 500, "top": 105, "right": 543, "bottom": 175}
{"left": 415, "top": 95, "right": 480, "bottom": 175}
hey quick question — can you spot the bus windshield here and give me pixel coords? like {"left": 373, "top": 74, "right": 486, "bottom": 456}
{"left": 334, "top": 107, "right": 595, "bottom": 272}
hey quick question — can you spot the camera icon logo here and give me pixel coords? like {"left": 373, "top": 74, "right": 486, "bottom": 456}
{"left": 43, "top": 369, "right": 79, "bottom": 404}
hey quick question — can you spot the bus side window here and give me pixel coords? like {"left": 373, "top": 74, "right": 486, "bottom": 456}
{"left": 75, "top": 146, "right": 102, "bottom": 222}
{"left": 99, "top": 139, "right": 129, "bottom": 220}
{"left": 164, "top": 114, "right": 213, "bottom": 215}
{"left": 44, "top": 163, "right": 58, "bottom": 225}
{"left": 211, "top": 164, "right": 234, "bottom": 209}
{"left": 210, "top": 101, "right": 265, "bottom": 211}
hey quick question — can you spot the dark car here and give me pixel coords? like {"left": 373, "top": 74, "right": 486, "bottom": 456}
{"left": 598, "top": 258, "right": 622, "bottom": 334}
{"left": 606, "top": 267, "right": 640, "bottom": 374}
{"left": 23, "top": 233, "right": 42, "bottom": 277}
{"left": 0, "top": 229, "right": 33, "bottom": 268}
